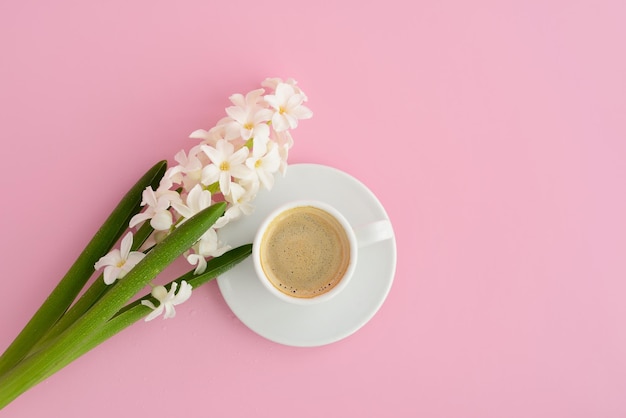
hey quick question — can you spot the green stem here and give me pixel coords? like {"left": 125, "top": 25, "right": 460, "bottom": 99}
{"left": 30, "top": 221, "right": 155, "bottom": 353}
{"left": 205, "top": 181, "right": 221, "bottom": 194}
{"left": 68, "top": 244, "right": 252, "bottom": 366}
{"left": 116, "top": 243, "right": 253, "bottom": 317}
{"left": 0, "top": 202, "right": 226, "bottom": 409}
{"left": 5, "top": 244, "right": 252, "bottom": 404}
{"left": 0, "top": 161, "right": 167, "bottom": 377}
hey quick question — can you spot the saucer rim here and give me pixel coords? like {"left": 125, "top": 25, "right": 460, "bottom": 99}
{"left": 216, "top": 163, "right": 397, "bottom": 347}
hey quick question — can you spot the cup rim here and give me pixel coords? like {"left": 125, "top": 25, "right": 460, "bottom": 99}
{"left": 252, "top": 200, "right": 358, "bottom": 305}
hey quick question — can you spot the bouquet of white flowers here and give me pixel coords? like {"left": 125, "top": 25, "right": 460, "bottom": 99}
{"left": 0, "top": 78, "right": 312, "bottom": 408}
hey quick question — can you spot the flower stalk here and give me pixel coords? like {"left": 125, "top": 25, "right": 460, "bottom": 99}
{"left": 0, "top": 160, "right": 167, "bottom": 377}
{"left": 30, "top": 220, "right": 155, "bottom": 354}
{"left": 0, "top": 203, "right": 229, "bottom": 407}
{"left": 0, "top": 77, "right": 311, "bottom": 409}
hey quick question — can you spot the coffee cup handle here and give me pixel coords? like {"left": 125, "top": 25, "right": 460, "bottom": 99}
{"left": 354, "top": 219, "right": 394, "bottom": 248}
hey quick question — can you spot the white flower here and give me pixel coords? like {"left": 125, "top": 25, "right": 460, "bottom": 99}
{"left": 186, "top": 228, "right": 230, "bottom": 274}
{"left": 245, "top": 141, "right": 281, "bottom": 190}
{"left": 166, "top": 145, "right": 205, "bottom": 190}
{"left": 274, "top": 130, "right": 294, "bottom": 176}
{"left": 264, "top": 83, "right": 312, "bottom": 131}
{"left": 94, "top": 232, "right": 146, "bottom": 285}
{"left": 224, "top": 89, "right": 273, "bottom": 141}
{"left": 129, "top": 177, "right": 181, "bottom": 231}
{"left": 230, "top": 88, "right": 265, "bottom": 107}
{"left": 261, "top": 77, "right": 307, "bottom": 100}
{"left": 186, "top": 253, "right": 208, "bottom": 275}
{"left": 141, "top": 281, "right": 193, "bottom": 321}
{"left": 189, "top": 128, "right": 218, "bottom": 146}
{"left": 214, "top": 180, "right": 258, "bottom": 228}
{"left": 190, "top": 117, "right": 238, "bottom": 144}
{"left": 200, "top": 139, "right": 251, "bottom": 195}
{"left": 171, "top": 184, "right": 212, "bottom": 222}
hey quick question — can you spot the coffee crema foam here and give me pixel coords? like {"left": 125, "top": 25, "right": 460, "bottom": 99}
{"left": 259, "top": 206, "right": 351, "bottom": 298}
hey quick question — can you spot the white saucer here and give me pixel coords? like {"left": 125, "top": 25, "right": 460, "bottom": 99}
{"left": 216, "top": 163, "right": 397, "bottom": 347}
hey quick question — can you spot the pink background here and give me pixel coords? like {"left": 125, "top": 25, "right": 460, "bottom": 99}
{"left": 1, "top": 0, "right": 625, "bottom": 417}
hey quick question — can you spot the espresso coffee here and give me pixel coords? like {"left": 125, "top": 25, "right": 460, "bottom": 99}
{"left": 259, "top": 206, "right": 351, "bottom": 298}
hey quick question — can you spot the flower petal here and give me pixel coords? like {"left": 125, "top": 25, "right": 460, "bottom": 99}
{"left": 201, "top": 164, "right": 220, "bottom": 186}
{"left": 150, "top": 210, "right": 173, "bottom": 231}
{"left": 163, "top": 303, "right": 176, "bottom": 319}
{"left": 142, "top": 302, "right": 164, "bottom": 321}
{"left": 125, "top": 251, "right": 146, "bottom": 267}
{"left": 129, "top": 212, "right": 151, "bottom": 229}
{"left": 263, "top": 94, "right": 280, "bottom": 110}
{"left": 291, "top": 104, "right": 313, "bottom": 120}
{"left": 286, "top": 93, "right": 305, "bottom": 110}
{"left": 103, "top": 266, "right": 121, "bottom": 285}
{"left": 275, "top": 83, "right": 294, "bottom": 100}
{"left": 285, "top": 113, "right": 299, "bottom": 129}
{"left": 120, "top": 232, "right": 133, "bottom": 259}
{"left": 141, "top": 299, "right": 157, "bottom": 310}
{"left": 253, "top": 109, "right": 273, "bottom": 125}
{"left": 271, "top": 113, "right": 289, "bottom": 132}
{"left": 94, "top": 250, "right": 121, "bottom": 270}
{"left": 218, "top": 171, "right": 231, "bottom": 195}
{"left": 258, "top": 168, "right": 275, "bottom": 190}
{"left": 201, "top": 144, "right": 221, "bottom": 165}
{"left": 189, "top": 129, "right": 210, "bottom": 140}
{"left": 228, "top": 93, "right": 245, "bottom": 106}
{"left": 225, "top": 106, "right": 247, "bottom": 124}
{"left": 173, "top": 281, "right": 193, "bottom": 304}
{"left": 229, "top": 146, "right": 250, "bottom": 165}
{"left": 187, "top": 253, "right": 207, "bottom": 274}
{"left": 230, "top": 164, "right": 253, "bottom": 181}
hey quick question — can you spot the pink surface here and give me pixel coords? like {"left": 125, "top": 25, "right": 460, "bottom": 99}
{"left": 1, "top": 0, "right": 625, "bottom": 417}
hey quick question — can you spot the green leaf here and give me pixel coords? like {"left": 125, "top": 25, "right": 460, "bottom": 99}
{"left": 0, "top": 160, "right": 167, "bottom": 377}
{"left": 31, "top": 220, "right": 156, "bottom": 353}
{"left": 39, "top": 244, "right": 253, "bottom": 382}
{"left": 0, "top": 202, "right": 226, "bottom": 408}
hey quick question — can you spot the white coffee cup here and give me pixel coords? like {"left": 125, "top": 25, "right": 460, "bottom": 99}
{"left": 252, "top": 200, "right": 394, "bottom": 305}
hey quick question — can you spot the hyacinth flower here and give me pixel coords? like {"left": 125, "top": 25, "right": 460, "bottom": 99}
{"left": 0, "top": 78, "right": 312, "bottom": 409}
